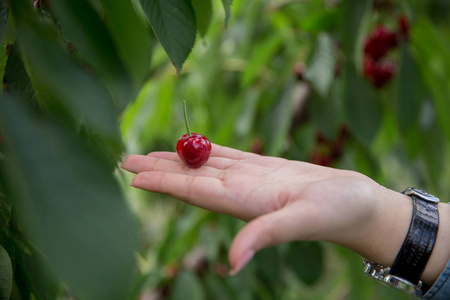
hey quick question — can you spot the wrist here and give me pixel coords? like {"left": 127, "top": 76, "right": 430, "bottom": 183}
{"left": 357, "top": 186, "right": 450, "bottom": 287}
{"left": 348, "top": 186, "right": 413, "bottom": 269}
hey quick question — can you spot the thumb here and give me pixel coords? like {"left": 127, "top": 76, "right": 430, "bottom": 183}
{"left": 228, "top": 201, "right": 321, "bottom": 275}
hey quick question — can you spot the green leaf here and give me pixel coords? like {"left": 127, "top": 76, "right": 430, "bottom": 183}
{"left": 203, "top": 273, "right": 233, "bottom": 300}
{"left": 169, "top": 270, "right": 205, "bottom": 300}
{"left": 339, "top": 0, "right": 373, "bottom": 68}
{"left": 394, "top": 44, "right": 425, "bottom": 134}
{"left": 0, "top": 0, "right": 8, "bottom": 43}
{"left": 99, "top": 0, "right": 153, "bottom": 85}
{"left": 141, "top": 0, "right": 197, "bottom": 74}
{"left": 0, "top": 244, "right": 12, "bottom": 300}
{"left": 299, "top": 9, "right": 339, "bottom": 33}
{"left": 192, "top": 0, "right": 212, "bottom": 38}
{"left": 0, "top": 97, "right": 139, "bottom": 300}
{"left": 305, "top": 32, "right": 336, "bottom": 97}
{"left": 421, "top": 119, "right": 446, "bottom": 188}
{"left": 286, "top": 241, "right": 324, "bottom": 285}
{"left": 309, "top": 82, "right": 343, "bottom": 140}
{"left": 0, "top": 40, "right": 9, "bottom": 95}
{"left": 343, "top": 66, "right": 382, "bottom": 146}
{"left": 411, "top": 17, "right": 450, "bottom": 140}
{"left": 14, "top": 25, "right": 122, "bottom": 159}
{"left": 4, "top": 44, "right": 37, "bottom": 104}
{"left": 241, "top": 34, "right": 283, "bottom": 87}
{"left": 157, "top": 210, "right": 211, "bottom": 265}
{"left": 234, "top": 88, "right": 260, "bottom": 137}
{"left": 221, "top": 0, "right": 233, "bottom": 26}
{"left": 50, "top": 0, "right": 134, "bottom": 110}
{"left": 254, "top": 246, "right": 279, "bottom": 284}
{"left": 263, "top": 78, "right": 296, "bottom": 156}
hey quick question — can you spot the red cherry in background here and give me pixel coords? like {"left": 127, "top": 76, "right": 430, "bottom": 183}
{"left": 176, "top": 101, "right": 212, "bottom": 168}
{"left": 398, "top": 15, "right": 410, "bottom": 40}
{"left": 363, "top": 25, "right": 398, "bottom": 60}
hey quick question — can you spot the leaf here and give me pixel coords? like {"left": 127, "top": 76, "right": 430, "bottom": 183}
{"left": 394, "top": 44, "right": 425, "bottom": 134}
{"left": 169, "top": 270, "right": 205, "bottom": 300}
{"left": 411, "top": 17, "right": 450, "bottom": 140}
{"left": 141, "top": 0, "right": 197, "bottom": 74}
{"left": 0, "top": 39, "right": 8, "bottom": 95}
{"left": 234, "top": 88, "right": 260, "bottom": 137}
{"left": 221, "top": 0, "right": 233, "bottom": 27}
{"left": 50, "top": 0, "right": 134, "bottom": 110}
{"left": 339, "top": 0, "right": 373, "bottom": 68}
{"left": 12, "top": 24, "right": 123, "bottom": 164}
{"left": 4, "top": 44, "right": 37, "bottom": 104}
{"left": 254, "top": 246, "right": 279, "bottom": 284}
{"left": 99, "top": 0, "right": 153, "bottom": 85}
{"left": 421, "top": 119, "right": 446, "bottom": 188}
{"left": 305, "top": 32, "right": 336, "bottom": 97}
{"left": 263, "top": 78, "right": 296, "bottom": 156}
{"left": 286, "top": 241, "right": 324, "bottom": 286}
{"left": 0, "top": 0, "right": 7, "bottom": 43}
{"left": 299, "top": 9, "right": 339, "bottom": 33}
{"left": 192, "top": 0, "right": 212, "bottom": 38}
{"left": 0, "top": 244, "right": 12, "bottom": 300}
{"left": 308, "top": 81, "right": 343, "bottom": 140}
{"left": 203, "top": 273, "right": 233, "bottom": 300}
{"left": 0, "top": 97, "right": 139, "bottom": 300}
{"left": 343, "top": 65, "right": 382, "bottom": 146}
{"left": 241, "top": 34, "right": 283, "bottom": 87}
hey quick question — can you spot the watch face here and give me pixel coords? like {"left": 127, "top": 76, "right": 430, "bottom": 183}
{"left": 403, "top": 187, "right": 440, "bottom": 203}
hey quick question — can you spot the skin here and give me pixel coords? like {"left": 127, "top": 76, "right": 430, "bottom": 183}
{"left": 121, "top": 144, "right": 450, "bottom": 286}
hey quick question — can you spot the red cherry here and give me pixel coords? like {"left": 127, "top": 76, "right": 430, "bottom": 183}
{"left": 364, "top": 25, "right": 398, "bottom": 60}
{"left": 177, "top": 133, "right": 211, "bottom": 168}
{"left": 371, "top": 60, "right": 396, "bottom": 89}
{"left": 363, "top": 57, "right": 376, "bottom": 77}
{"left": 363, "top": 57, "right": 396, "bottom": 89}
{"left": 176, "top": 100, "right": 211, "bottom": 168}
{"left": 398, "top": 15, "right": 410, "bottom": 40}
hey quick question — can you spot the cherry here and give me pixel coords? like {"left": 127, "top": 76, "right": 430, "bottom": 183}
{"left": 176, "top": 101, "right": 211, "bottom": 168}
{"left": 364, "top": 25, "right": 398, "bottom": 60}
{"left": 398, "top": 15, "right": 410, "bottom": 40}
{"left": 371, "top": 60, "right": 396, "bottom": 89}
{"left": 363, "top": 57, "right": 396, "bottom": 89}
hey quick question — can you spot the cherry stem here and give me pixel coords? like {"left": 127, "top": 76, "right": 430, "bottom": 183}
{"left": 183, "top": 100, "right": 191, "bottom": 137}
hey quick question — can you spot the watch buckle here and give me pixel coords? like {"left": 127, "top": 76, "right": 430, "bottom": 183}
{"left": 362, "top": 260, "right": 423, "bottom": 297}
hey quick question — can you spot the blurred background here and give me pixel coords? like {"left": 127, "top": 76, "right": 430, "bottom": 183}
{"left": 118, "top": 0, "right": 450, "bottom": 299}
{"left": 1, "top": 0, "right": 449, "bottom": 299}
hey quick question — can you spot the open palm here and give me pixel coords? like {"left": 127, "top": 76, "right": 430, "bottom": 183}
{"left": 122, "top": 144, "right": 409, "bottom": 274}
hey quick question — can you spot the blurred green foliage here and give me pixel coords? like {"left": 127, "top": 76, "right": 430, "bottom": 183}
{"left": 0, "top": 0, "right": 449, "bottom": 299}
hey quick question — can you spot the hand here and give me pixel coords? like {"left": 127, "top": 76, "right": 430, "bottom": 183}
{"left": 121, "top": 144, "right": 447, "bottom": 283}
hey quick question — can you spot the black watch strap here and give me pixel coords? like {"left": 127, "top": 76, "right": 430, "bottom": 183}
{"left": 389, "top": 195, "right": 439, "bottom": 284}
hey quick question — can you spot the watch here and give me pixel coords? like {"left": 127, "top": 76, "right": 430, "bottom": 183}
{"left": 363, "top": 187, "right": 440, "bottom": 297}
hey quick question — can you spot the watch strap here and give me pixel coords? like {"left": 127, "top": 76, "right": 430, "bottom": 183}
{"left": 389, "top": 195, "right": 439, "bottom": 284}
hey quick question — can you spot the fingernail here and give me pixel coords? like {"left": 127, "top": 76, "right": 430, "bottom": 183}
{"left": 229, "top": 250, "right": 254, "bottom": 276}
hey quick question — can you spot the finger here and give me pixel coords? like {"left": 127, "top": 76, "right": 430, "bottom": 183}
{"left": 122, "top": 154, "right": 242, "bottom": 180}
{"left": 147, "top": 151, "right": 180, "bottom": 162}
{"left": 145, "top": 150, "right": 240, "bottom": 170}
{"left": 122, "top": 154, "right": 183, "bottom": 174}
{"left": 144, "top": 150, "right": 235, "bottom": 170}
{"left": 146, "top": 144, "right": 257, "bottom": 161}
{"left": 228, "top": 201, "right": 322, "bottom": 275}
{"left": 210, "top": 144, "right": 259, "bottom": 160}
{"left": 130, "top": 171, "right": 242, "bottom": 217}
